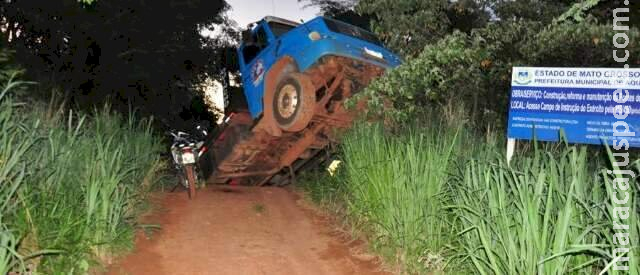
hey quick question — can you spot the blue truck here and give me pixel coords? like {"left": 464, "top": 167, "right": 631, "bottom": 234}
{"left": 201, "top": 16, "right": 401, "bottom": 185}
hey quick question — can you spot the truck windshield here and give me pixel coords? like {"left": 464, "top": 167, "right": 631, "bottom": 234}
{"left": 324, "top": 18, "right": 382, "bottom": 46}
{"left": 268, "top": 22, "right": 296, "bottom": 38}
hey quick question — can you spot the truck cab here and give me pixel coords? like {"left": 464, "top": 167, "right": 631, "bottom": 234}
{"left": 203, "top": 16, "right": 401, "bottom": 185}
{"left": 237, "top": 16, "right": 401, "bottom": 119}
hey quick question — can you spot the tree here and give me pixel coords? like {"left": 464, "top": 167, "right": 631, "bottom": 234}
{"left": 302, "top": 0, "right": 492, "bottom": 57}
{"left": 356, "top": 0, "right": 451, "bottom": 57}
{"left": 488, "top": 0, "right": 575, "bottom": 23}
{"left": 589, "top": 0, "right": 640, "bottom": 26}
{"left": 447, "top": 0, "right": 491, "bottom": 33}
{"left": 1, "top": 0, "right": 232, "bottom": 128}
{"left": 300, "top": 0, "right": 372, "bottom": 30}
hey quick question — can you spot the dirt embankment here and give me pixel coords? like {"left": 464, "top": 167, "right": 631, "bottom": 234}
{"left": 107, "top": 186, "right": 389, "bottom": 275}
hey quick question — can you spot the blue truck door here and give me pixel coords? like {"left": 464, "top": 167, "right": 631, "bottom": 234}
{"left": 240, "top": 22, "right": 278, "bottom": 118}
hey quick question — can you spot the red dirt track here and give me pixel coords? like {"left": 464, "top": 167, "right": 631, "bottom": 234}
{"left": 107, "top": 186, "right": 389, "bottom": 275}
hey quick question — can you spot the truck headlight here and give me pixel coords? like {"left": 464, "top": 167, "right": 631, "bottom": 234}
{"left": 308, "top": 31, "right": 322, "bottom": 41}
{"left": 363, "top": 47, "right": 384, "bottom": 60}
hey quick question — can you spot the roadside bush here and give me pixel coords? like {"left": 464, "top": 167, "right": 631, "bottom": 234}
{"left": 0, "top": 74, "right": 165, "bottom": 273}
{"left": 356, "top": 31, "right": 488, "bottom": 123}
{"left": 359, "top": 20, "right": 640, "bottom": 129}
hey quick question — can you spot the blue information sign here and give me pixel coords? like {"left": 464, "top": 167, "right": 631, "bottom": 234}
{"left": 508, "top": 67, "right": 640, "bottom": 146}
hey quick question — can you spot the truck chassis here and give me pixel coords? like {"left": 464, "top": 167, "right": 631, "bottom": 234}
{"left": 205, "top": 56, "right": 384, "bottom": 185}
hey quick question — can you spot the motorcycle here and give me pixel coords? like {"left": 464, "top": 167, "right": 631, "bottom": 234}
{"left": 168, "top": 127, "right": 208, "bottom": 199}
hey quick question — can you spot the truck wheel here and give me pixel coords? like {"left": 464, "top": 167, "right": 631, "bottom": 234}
{"left": 273, "top": 73, "right": 315, "bottom": 132}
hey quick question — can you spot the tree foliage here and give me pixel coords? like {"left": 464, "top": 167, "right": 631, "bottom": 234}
{"left": 557, "top": 0, "right": 602, "bottom": 22}
{"left": 303, "top": 0, "right": 491, "bottom": 36}
{"left": 446, "top": 0, "right": 491, "bottom": 33}
{"left": 300, "top": 0, "right": 372, "bottom": 30}
{"left": 337, "top": 0, "right": 639, "bottom": 128}
{"left": 1, "top": 0, "right": 232, "bottom": 128}
{"left": 355, "top": 32, "right": 487, "bottom": 121}
{"left": 300, "top": 0, "right": 357, "bottom": 17}
{"left": 360, "top": 19, "right": 640, "bottom": 126}
{"left": 589, "top": 0, "right": 640, "bottom": 25}
{"left": 488, "top": 0, "right": 575, "bottom": 23}
{"left": 319, "top": 0, "right": 492, "bottom": 57}
{"left": 356, "top": 0, "right": 451, "bottom": 57}
{"left": 345, "top": 0, "right": 636, "bottom": 58}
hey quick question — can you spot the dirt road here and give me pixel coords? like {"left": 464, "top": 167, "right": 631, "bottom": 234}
{"left": 108, "top": 186, "right": 388, "bottom": 275}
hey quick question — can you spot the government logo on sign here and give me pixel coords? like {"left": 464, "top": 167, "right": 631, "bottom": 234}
{"left": 514, "top": 69, "right": 533, "bottom": 85}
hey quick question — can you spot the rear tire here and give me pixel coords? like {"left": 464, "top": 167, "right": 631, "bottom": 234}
{"left": 185, "top": 165, "right": 197, "bottom": 199}
{"left": 273, "top": 73, "right": 316, "bottom": 132}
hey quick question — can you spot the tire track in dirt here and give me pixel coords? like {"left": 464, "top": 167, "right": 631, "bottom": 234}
{"left": 107, "top": 186, "right": 389, "bottom": 275}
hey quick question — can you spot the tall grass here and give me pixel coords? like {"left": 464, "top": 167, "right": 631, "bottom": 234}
{"left": 0, "top": 75, "right": 36, "bottom": 273}
{"left": 450, "top": 144, "right": 639, "bottom": 275}
{"left": 451, "top": 146, "right": 603, "bottom": 274}
{"left": 338, "top": 121, "right": 462, "bottom": 272}
{"left": 0, "top": 76, "right": 165, "bottom": 273}
{"left": 601, "top": 147, "right": 639, "bottom": 275}
{"left": 304, "top": 118, "right": 639, "bottom": 274}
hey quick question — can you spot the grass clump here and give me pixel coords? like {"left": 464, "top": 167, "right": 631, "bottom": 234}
{"left": 304, "top": 120, "right": 463, "bottom": 273}
{"left": 0, "top": 75, "right": 165, "bottom": 273}
{"left": 450, "top": 144, "right": 639, "bottom": 275}
{"left": 302, "top": 118, "right": 639, "bottom": 274}
{"left": 0, "top": 75, "right": 37, "bottom": 273}
{"left": 452, "top": 146, "right": 602, "bottom": 274}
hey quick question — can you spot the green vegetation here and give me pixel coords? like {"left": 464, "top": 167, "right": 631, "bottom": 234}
{"left": 303, "top": 4, "right": 640, "bottom": 272}
{"left": 301, "top": 118, "right": 639, "bottom": 274}
{"left": 358, "top": 21, "right": 640, "bottom": 127}
{"left": 0, "top": 67, "right": 165, "bottom": 273}
{"left": 1, "top": 0, "right": 230, "bottom": 127}
{"left": 339, "top": 121, "right": 461, "bottom": 271}
{"left": 452, "top": 144, "right": 639, "bottom": 274}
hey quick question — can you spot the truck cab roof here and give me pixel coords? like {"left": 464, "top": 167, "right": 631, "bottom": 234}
{"left": 261, "top": 16, "right": 299, "bottom": 28}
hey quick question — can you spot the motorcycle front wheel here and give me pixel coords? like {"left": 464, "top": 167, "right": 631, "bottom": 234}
{"left": 184, "top": 164, "right": 197, "bottom": 199}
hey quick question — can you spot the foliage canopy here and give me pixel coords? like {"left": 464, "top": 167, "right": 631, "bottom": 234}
{"left": 1, "top": 0, "right": 233, "bottom": 128}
